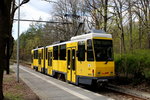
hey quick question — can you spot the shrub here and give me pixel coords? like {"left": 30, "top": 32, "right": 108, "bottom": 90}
{"left": 115, "top": 49, "right": 150, "bottom": 83}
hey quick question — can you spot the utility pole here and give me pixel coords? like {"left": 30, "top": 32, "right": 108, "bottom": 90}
{"left": 17, "top": 0, "right": 20, "bottom": 82}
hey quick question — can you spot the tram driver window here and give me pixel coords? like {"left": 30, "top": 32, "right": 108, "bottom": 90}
{"left": 87, "top": 39, "right": 94, "bottom": 61}
{"left": 78, "top": 41, "right": 85, "bottom": 61}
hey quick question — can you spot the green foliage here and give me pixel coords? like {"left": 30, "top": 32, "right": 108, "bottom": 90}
{"left": 12, "top": 23, "right": 54, "bottom": 61}
{"left": 115, "top": 50, "right": 150, "bottom": 83}
{"left": 144, "top": 70, "right": 150, "bottom": 79}
{"left": 4, "top": 92, "right": 23, "bottom": 100}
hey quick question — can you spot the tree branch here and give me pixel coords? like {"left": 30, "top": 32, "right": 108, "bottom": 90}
{"left": 12, "top": 0, "right": 30, "bottom": 18}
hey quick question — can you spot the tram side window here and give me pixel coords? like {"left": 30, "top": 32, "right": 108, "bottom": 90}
{"left": 36, "top": 50, "right": 38, "bottom": 59}
{"left": 60, "top": 44, "right": 66, "bottom": 60}
{"left": 53, "top": 46, "right": 58, "bottom": 60}
{"left": 41, "top": 49, "right": 43, "bottom": 59}
{"left": 46, "top": 48, "right": 48, "bottom": 59}
{"left": 33, "top": 51, "right": 35, "bottom": 59}
{"left": 72, "top": 49, "right": 75, "bottom": 70}
{"left": 34, "top": 50, "right": 38, "bottom": 59}
{"left": 78, "top": 41, "right": 85, "bottom": 61}
{"left": 31, "top": 51, "right": 33, "bottom": 63}
{"left": 67, "top": 50, "right": 70, "bottom": 66}
{"left": 87, "top": 39, "right": 94, "bottom": 61}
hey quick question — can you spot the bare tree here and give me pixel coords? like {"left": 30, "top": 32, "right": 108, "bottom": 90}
{"left": 113, "top": 0, "right": 126, "bottom": 53}
{"left": 46, "top": 0, "right": 86, "bottom": 41}
{"left": 133, "top": 0, "right": 150, "bottom": 49}
{"left": 85, "top": 0, "right": 109, "bottom": 32}
{"left": 127, "top": 0, "right": 133, "bottom": 51}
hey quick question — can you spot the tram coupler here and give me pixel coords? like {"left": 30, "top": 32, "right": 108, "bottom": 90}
{"left": 97, "top": 79, "right": 108, "bottom": 87}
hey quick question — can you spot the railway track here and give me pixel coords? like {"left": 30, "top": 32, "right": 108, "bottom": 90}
{"left": 106, "top": 84, "right": 150, "bottom": 100}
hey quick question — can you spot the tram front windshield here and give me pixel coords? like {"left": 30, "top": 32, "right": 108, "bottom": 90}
{"left": 93, "top": 39, "right": 113, "bottom": 61}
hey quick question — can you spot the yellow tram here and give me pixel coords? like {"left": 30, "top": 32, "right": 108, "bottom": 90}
{"left": 31, "top": 30, "right": 115, "bottom": 86}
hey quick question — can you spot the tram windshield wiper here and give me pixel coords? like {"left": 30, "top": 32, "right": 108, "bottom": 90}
{"left": 105, "top": 57, "right": 112, "bottom": 64}
{"left": 105, "top": 57, "right": 109, "bottom": 64}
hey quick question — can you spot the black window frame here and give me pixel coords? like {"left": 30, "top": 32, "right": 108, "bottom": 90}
{"left": 60, "top": 44, "right": 66, "bottom": 60}
{"left": 48, "top": 52, "right": 52, "bottom": 66}
{"left": 77, "top": 41, "right": 85, "bottom": 61}
{"left": 46, "top": 48, "right": 48, "bottom": 59}
{"left": 67, "top": 50, "right": 70, "bottom": 67}
{"left": 41, "top": 49, "right": 43, "bottom": 59}
{"left": 93, "top": 39, "right": 113, "bottom": 61}
{"left": 72, "top": 49, "right": 75, "bottom": 70}
{"left": 87, "top": 39, "right": 94, "bottom": 61}
{"left": 34, "top": 50, "right": 38, "bottom": 59}
{"left": 53, "top": 46, "right": 58, "bottom": 60}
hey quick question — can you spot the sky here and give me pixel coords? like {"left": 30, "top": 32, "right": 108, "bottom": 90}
{"left": 13, "top": 0, "right": 53, "bottom": 39}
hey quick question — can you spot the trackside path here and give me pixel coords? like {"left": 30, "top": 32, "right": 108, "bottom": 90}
{"left": 11, "top": 64, "right": 114, "bottom": 100}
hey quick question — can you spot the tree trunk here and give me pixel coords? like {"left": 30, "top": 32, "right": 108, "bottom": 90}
{"left": 0, "top": 1, "right": 11, "bottom": 99}
{"left": 0, "top": 67, "right": 4, "bottom": 100}
{"left": 121, "top": 29, "right": 126, "bottom": 53}
{"left": 6, "top": 39, "right": 10, "bottom": 74}
{"left": 147, "top": 7, "right": 150, "bottom": 48}
{"left": 0, "top": 0, "right": 29, "bottom": 99}
{"left": 0, "top": 21, "right": 8, "bottom": 99}
{"left": 138, "top": 15, "right": 142, "bottom": 48}
{"left": 103, "top": 0, "right": 108, "bottom": 32}
{"left": 128, "top": 0, "right": 133, "bottom": 51}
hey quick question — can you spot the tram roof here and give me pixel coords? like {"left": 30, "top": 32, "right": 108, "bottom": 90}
{"left": 46, "top": 33, "right": 112, "bottom": 48}
{"left": 32, "top": 32, "right": 112, "bottom": 50}
{"left": 71, "top": 33, "right": 112, "bottom": 41}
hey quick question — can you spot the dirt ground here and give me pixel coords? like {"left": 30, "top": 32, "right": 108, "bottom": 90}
{"left": 119, "top": 82, "right": 150, "bottom": 93}
{"left": 3, "top": 70, "right": 40, "bottom": 100}
{"left": 113, "top": 78, "right": 150, "bottom": 94}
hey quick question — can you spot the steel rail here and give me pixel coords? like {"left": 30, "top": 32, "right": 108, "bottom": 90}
{"left": 106, "top": 84, "right": 150, "bottom": 100}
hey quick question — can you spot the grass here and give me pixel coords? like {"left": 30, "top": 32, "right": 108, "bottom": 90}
{"left": 9, "top": 69, "right": 15, "bottom": 73}
{"left": 4, "top": 92, "right": 23, "bottom": 100}
{"left": 3, "top": 72, "right": 24, "bottom": 100}
{"left": 144, "top": 68, "right": 150, "bottom": 79}
{"left": 3, "top": 76, "right": 14, "bottom": 83}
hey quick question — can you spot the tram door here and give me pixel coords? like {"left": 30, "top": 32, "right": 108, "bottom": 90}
{"left": 48, "top": 50, "right": 53, "bottom": 75}
{"left": 41, "top": 49, "right": 44, "bottom": 73}
{"left": 67, "top": 47, "right": 76, "bottom": 83}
